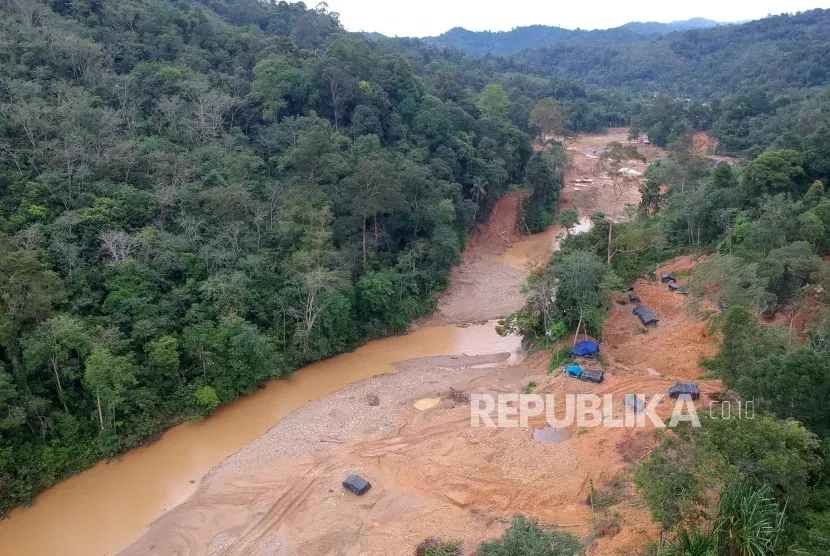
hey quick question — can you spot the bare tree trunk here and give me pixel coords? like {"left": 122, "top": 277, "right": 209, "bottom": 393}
{"left": 362, "top": 213, "right": 367, "bottom": 265}
{"left": 96, "top": 395, "right": 104, "bottom": 430}
{"left": 573, "top": 311, "right": 584, "bottom": 348}
{"left": 606, "top": 220, "right": 614, "bottom": 265}
{"left": 10, "top": 355, "right": 23, "bottom": 384}
{"left": 50, "top": 356, "right": 68, "bottom": 412}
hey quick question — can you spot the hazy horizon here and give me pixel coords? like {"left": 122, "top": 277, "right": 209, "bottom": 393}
{"left": 324, "top": 0, "right": 830, "bottom": 37}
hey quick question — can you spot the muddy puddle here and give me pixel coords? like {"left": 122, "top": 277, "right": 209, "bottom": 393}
{"left": 532, "top": 426, "right": 572, "bottom": 444}
{"left": 413, "top": 397, "right": 441, "bottom": 410}
{"left": 0, "top": 322, "right": 521, "bottom": 556}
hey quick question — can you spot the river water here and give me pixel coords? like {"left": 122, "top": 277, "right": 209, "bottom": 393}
{"left": 0, "top": 221, "right": 575, "bottom": 556}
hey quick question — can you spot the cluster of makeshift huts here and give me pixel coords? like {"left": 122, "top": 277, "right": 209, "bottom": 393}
{"left": 564, "top": 340, "right": 702, "bottom": 409}
{"left": 566, "top": 340, "right": 606, "bottom": 383}
{"left": 661, "top": 272, "right": 689, "bottom": 295}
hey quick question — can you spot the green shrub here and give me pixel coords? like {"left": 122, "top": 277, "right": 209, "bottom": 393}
{"left": 548, "top": 347, "right": 573, "bottom": 372}
{"left": 478, "top": 515, "right": 583, "bottom": 556}
{"left": 415, "top": 538, "right": 463, "bottom": 556}
{"left": 194, "top": 385, "right": 220, "bottom": 417}
{"left": 587, "top": 476, "right": 628, "bottom": 510}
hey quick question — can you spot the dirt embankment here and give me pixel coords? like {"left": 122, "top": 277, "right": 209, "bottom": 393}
{"left": 121, "top": 132, "right": 720, "bottom": 556}
{"left": 603, "top": 256, "right": 718, "bottom": 381}
{"left": 423, "top": 192, "right": 530, "bottom": 326}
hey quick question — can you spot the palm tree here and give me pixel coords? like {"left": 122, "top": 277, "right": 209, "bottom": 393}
{"left": 714, "top": 482, "right": 788, "bottom": 556}
{"left": 662, "top": 481, "right": 791, "bottom": 556}
{"left": 663, "top": 528, "right": 718, "bottom": 556}
{"left": 470, "top": 180, "right": 487, "bottom": 221}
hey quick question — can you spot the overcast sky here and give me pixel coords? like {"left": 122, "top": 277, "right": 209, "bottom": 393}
{"left": 323, "top": 0, "right": 830, "bottom": 37}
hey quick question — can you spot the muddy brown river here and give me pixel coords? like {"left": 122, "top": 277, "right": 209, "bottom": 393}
{"left": 0, "top": 219, "right": 582, "bottom": 556}
{"left": 0, "top": 324, "right": 522, "bottom": 556}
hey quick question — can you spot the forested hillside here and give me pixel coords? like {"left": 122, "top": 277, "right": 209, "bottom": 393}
{"left": 417, "top": 18, "right": 719, "bottom": 55}
{"left": 371, "top": 10, "right": 830, "bottom": 156}
{"left": 511, "top": 10, "right": 830, "bottom": 96}
{"left": 621, "top": 18, "right": 720, "bottom": 36}
{"left": 0, "top": 0, "right": 559, "bottom": 512}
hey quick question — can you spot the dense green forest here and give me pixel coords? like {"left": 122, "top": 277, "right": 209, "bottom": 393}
{"left": 509, "top": 10, "right": 830, "bottom": 96}
{"left": 372, "top": 9, "right": 830, "bottom": 157}
{"left": 0, "top": 0, "right": 570, "bottom": 513}
{"left": 413, "top": 18, "right": 719, "bottom": 55}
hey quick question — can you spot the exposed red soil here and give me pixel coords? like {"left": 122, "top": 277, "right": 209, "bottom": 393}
{"left": 423, "top": 192, "right": 529, "bottom": 326}
{"left": 603, "top": 256, "right": 719, "bottom": 381}
{"left": 463, "top": 192, "right": 525, "bottom": 259}
{"left": 692, "top": 131, "right": 741, "bottom": 164}
{"left": 556, "top": 128, "right": 666, "bottom": 220}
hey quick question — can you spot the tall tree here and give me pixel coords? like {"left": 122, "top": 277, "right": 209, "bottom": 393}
{"left": 345, "top": 153, "right": 403, "bottom": 265}
{"left": 597, "top": 142, "right": 646, "bottom": 264}
{"left": 476, "top": 84, "right": 510, "bottom": 122}
{"left": 83, "top": 347, "right": 137, "bottom": 430}
{"left": 22, "top": 315, "right": 91, "bottom": 412}
{"left": 250, "top": 57, "right": 305, "bottom": 125}
{"left": 529, "top": 98, "right": 567, "bottom": 142}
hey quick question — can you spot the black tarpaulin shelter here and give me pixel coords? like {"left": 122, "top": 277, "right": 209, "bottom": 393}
{"left": 628, "top": 293, "right": 641, "bottom": 303}
{"left": 667, "top": 282, "right": 689, "bottom": 295}
{"left": 669, "top": 382, "right": 700, "bottom": 400}
{"left": 579, "top": 369, "right": 605, "bottom": 384}
{"left": 343, "top": 474, "right": 371, "bottom": 495}
{"left": 661, "top": 273, "right": 676, "bottom": 283}
{"left": 633, "top": 304, "right": 659, "bottom": 326}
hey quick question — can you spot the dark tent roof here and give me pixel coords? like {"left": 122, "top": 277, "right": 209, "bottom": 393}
{"left": 669, "top": 382, "right": 700, "bottom": 400}
{"left": 661, "top": 273, "right": 676, "bottom": 283}
{"left": 625, "top": 394, "right": 646, "bottom": 412}
{"left": 343, "top": 474, "right": 371, "bottom": 495}
{"left": 667, "top": 283, "right": 689, "bottom": 295}
{"left": 580, "top": 369, "right": 605, "bottom": 384}
{"left": 632, "top": 304, "right": 659, "bottom": 326}
{"left": 628, "top": 293, "right": 641, "bottom": 303}
{"left": 573, "top": 340, "right": 600, "bottom": 356}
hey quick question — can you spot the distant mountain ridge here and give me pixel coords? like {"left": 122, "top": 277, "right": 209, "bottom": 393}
{"left": 376, "top": 18, "right": 720, "bottom": 54}
{"left": 621, "top": 18, "right": 721, "bottom": 36}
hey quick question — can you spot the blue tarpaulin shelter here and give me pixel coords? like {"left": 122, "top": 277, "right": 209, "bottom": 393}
{"left": 565, "top": 365, "right": 583, "bottom": 377}
{"left": 572, "top": 340, "right": 600, "bottom": 357}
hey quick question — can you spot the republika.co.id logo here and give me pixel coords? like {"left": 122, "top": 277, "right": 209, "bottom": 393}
{"left": 470, "top": 393, "right": 754, "bottom": 429}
